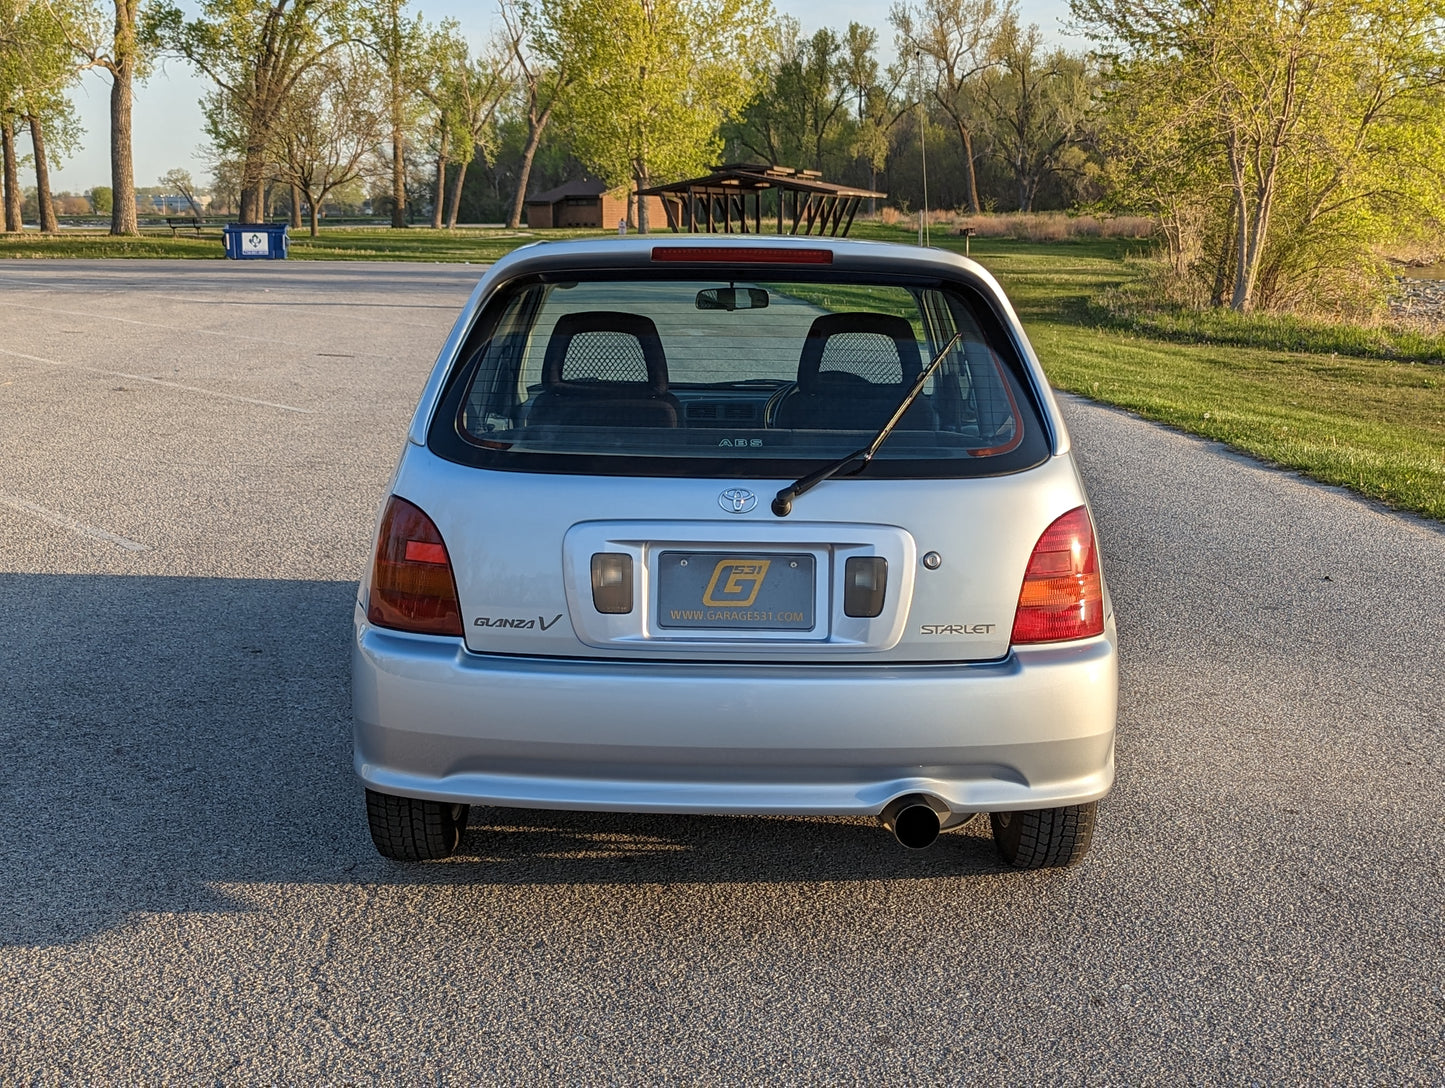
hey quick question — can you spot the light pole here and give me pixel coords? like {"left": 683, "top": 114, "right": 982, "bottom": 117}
{"left": 915, "top": 48, "right": 930, "bottom": 248}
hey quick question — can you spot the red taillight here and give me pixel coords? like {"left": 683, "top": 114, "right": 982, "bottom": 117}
{"left": 1011, "top": 506, "right": 1104, "bottom": 644}
{"left": 367, "top": 496, "right": 463, "bottom": 637}
{"left": 651, "top": 246, "right": 833, "bottom": 264}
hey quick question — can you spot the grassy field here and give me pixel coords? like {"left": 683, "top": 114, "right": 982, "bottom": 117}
{"left": 958, "top": 235, "right": 1445, "bottom": 523}
{"left": 4, "top": 221, "right": 1441, "bottom": 522}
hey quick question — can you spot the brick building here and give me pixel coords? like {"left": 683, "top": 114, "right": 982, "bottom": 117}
{"left": 524, "top": 179, "right": 667, "bottom": 230}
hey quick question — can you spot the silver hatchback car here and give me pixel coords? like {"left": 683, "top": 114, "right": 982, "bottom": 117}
{"left": 353, "top": 236, "right": 1116, "bottom": 868}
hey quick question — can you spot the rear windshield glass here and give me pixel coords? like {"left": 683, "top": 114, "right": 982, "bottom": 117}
{"left": 430, "top": 273, "right": 1050, "bottom": 478}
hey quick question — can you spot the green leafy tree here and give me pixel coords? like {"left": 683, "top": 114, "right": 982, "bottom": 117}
{"left": 151, "top": 0, "right": 359, "bottom": 224}
{"left": 433, "top": 40, "right": 512, "bottom": 229}
{"left": 730, "top": 18, "right": 855, "bottom": 172}
{"left": 67, "top": 0, "right": 153, "bottom": 234}
{"left": 23, "top": 96, "right": 81, "bottom": 233}
{"left": 0, "top": 0, "right": 24, "bottom": 231}
{"left": 1077, "top": 0, "right": 1445, "bottom": 312}
{"left": 362, "top": 0, "right": 439, "bottom": 228}
{"left": 269, "top": 49, "right": 385, "bottom": 235}
{"left": 499, "top": 0, "right": 585, "bottom": 229}
{"left": 413, "top": 22, "right": 471, "bottom": 230}
{"left": 2, "top": 0, "right": 83, "bottom": 232}
{"left": 0, "top": 119, "right": 18, "bottom": 232}
{"left": 841, "top": 23, "right": 894, "bottom": 194}
{"left": 552, "top": 0, "right": 775, "bottom": 233}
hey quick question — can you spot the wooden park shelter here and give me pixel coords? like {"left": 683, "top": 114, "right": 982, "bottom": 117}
{"left": 639, "top": 164, "right": 886, "bottom": 237}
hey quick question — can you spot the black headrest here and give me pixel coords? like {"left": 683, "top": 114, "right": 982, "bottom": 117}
{"left": 796, "top": 312, "right": 923, "bottom": 394}
{"left": 541, "top": 311, "right": 670, "bottom": 395}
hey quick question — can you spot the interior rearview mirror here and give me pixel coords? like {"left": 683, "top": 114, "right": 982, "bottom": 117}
{"left": 696, "top": 287, "right": 770, "bottom": 311}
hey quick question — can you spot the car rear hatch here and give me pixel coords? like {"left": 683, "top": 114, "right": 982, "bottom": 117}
{"left": 393, "top": 451, "right": 1086, "bottom": 665}
{"left": 399, "top": 240, "right": 1077, "bottom": 665}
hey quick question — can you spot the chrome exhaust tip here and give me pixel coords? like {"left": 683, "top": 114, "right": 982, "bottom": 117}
{"left": 879, "top": 794, "right": 944, "bottom": 850}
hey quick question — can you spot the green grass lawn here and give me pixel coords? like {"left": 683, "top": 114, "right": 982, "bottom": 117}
{"left": 901, "top": 230, "right": 1444, "bottom": 522}
{"left": 0, "top": 225, "right": 600, "bottom": 261}
{"left": 0, "top": 230, "right": 228, "bottom": 258}
{"left": 5, "top": 222, "right": 1441, "bottom": 521}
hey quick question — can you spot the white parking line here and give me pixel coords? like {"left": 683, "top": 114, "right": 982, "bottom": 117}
{"left": 0, "top": 492, "right": 148, "bottom": 552}
{"left": 2, "top": 299, "right": 408, "bottom": 350}
{"left": 0, "top": 281, "right": 455, "bottom": 326}
{"left": 0, "top": 346, "right": 314, "bottom": 413}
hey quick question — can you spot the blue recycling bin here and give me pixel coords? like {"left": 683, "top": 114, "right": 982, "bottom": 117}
{"left": 222, "top": 223, "right": 288, "bottom": 260}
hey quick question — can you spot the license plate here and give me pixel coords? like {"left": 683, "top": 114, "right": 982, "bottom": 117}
{"left": 656, "top": 552, "right": 815, "bottom": 630}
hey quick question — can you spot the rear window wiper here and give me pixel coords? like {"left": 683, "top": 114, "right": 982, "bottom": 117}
{"left": 771, "top": 332, "right": 962, "bottom": 517}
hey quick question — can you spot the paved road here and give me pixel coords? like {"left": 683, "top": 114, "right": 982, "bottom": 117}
{"left": 1, "top": 261, "right": 1441, "bottom": 1083}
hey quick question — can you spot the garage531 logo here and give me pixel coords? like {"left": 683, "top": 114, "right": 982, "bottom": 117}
{"left": 702, "top": 559, "right": 770, "bottom": 607}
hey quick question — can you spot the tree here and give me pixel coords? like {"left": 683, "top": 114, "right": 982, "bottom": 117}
{"left": 363, "top": 0, "right": 434, "bottom": 228}
{"left": 270, "top": 50, "right": 385, "bottom": 235}
{"left": 152, "top": 0, "right": 359, "bottom": 224}
{"left": 435, "top": 44, "right": 512, "bottom": 229}
{"left": 0, "top": 115, "right": 18, "bottom": 231}
{"left": 87, "top": 183, "right": 111, "bottom": 213}
{"left": 2, "top": 0, "right": 82, "bottom": 233}
{"left": 203, "top": 156, "right": 239, "bottom": 214}
{"left": 842, "top": 23, "right": 903, "bottom": 209}
{"left": 158, "top": 167, "right": 202, "bottom": 217}
{"left": 499, "top": 0, "right": 583, "bottom": 229}
{"left": 1076, "top": 0, "right": 1445, "bottom": 313}
{"left": 891, "top": 0, "right": 1013, "bottom": 214}
{"left": 67, "top": 0, "right": 150, "bottom": 234}
{"left": 553, "top": 0, "right": 775, "bottom": 233}
{"left": 976, "top": 17, "right": 1094, "bottom": 211}
{"left": 25, "top": 98, "right": 80, "bottom": 232}
{"left": 730, "top": 19, "right": 854, "bottom": 171}
{"left": 413, "top": 22, "right": 470, "bottom": 230}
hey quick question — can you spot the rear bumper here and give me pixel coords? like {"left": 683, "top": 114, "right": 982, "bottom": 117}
{"left": 352, "top": 609, "right": 1117, "bottom": 817}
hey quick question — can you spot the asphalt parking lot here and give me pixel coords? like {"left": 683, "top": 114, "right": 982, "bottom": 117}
{"left": 1, "top": 260, "right": 1442, "bottom": 1083}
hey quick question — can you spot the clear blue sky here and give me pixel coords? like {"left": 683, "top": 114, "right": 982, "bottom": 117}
{"left": 46, "top": 0, "right": 1079, "bottom": 193}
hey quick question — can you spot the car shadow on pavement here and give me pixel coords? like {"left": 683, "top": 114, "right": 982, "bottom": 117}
{"left": 433, "top": 807, "right": 1004, "bottom": 887}
{"left": 0, "top": 574, "right": 1007, "bottom": 948}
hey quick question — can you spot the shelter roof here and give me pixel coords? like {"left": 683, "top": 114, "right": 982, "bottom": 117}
{"left": 639, "top": 163, "right": 886, "bottom": 200}
{"left": 527, "top": 179, "right": 610, "bottom": 204}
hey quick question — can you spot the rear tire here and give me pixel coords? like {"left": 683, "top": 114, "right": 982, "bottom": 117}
{"left": 365, "top": 789, "right": 469, "bottom": 861}
{"left": 990, "top": 801, "right": 1097, "bottom": 869}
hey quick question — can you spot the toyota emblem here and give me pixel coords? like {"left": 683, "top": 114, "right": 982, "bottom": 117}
{"left": 718, "top": 488, "right": 758, "bottom": 514}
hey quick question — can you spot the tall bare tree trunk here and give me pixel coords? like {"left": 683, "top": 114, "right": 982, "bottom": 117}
{"left": 635, "top": 161, "right": 653, "bottom": 234}
{"left": 391, "top": 127, "right": 406, "bottom": 228}
{"left": 307, "top": 189, "right": 320, "bottom": 237}
{"left": 446, "top": 158, "right": 467, "bottom": 229}
{"left": 1, "top": 116, "right": 21, "bottom": 232}
{"left": 1211, "top": 201, "right": 1237, "bottom": 307}
{"left": 953, "top": 118, "right": 981, "bottom": 215}
{"left": 431, "top": 126, "right": 448, "bottom": 229}
{"left": 634, "top": 168, "right": 651, "bottom": 234}
{"left": 239, "top": 140, "right": 268, "bottom": 223}
{"left": 508, "top": 106, "right": 551, "bottom": 229}
{"left": 109, "top": 2, "right": 139, "bottom": 236}
{"left": 1226, "top": 129, "right": 1281, "bottom": 314}
{"left": 289, "top": 183, "right": 303, "bottom": 228}
{"left": 239, "top": 184, "right": 261, "bottom": 223}
{"left": 28, "top": 114, "right": 59, "bottom": 233}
